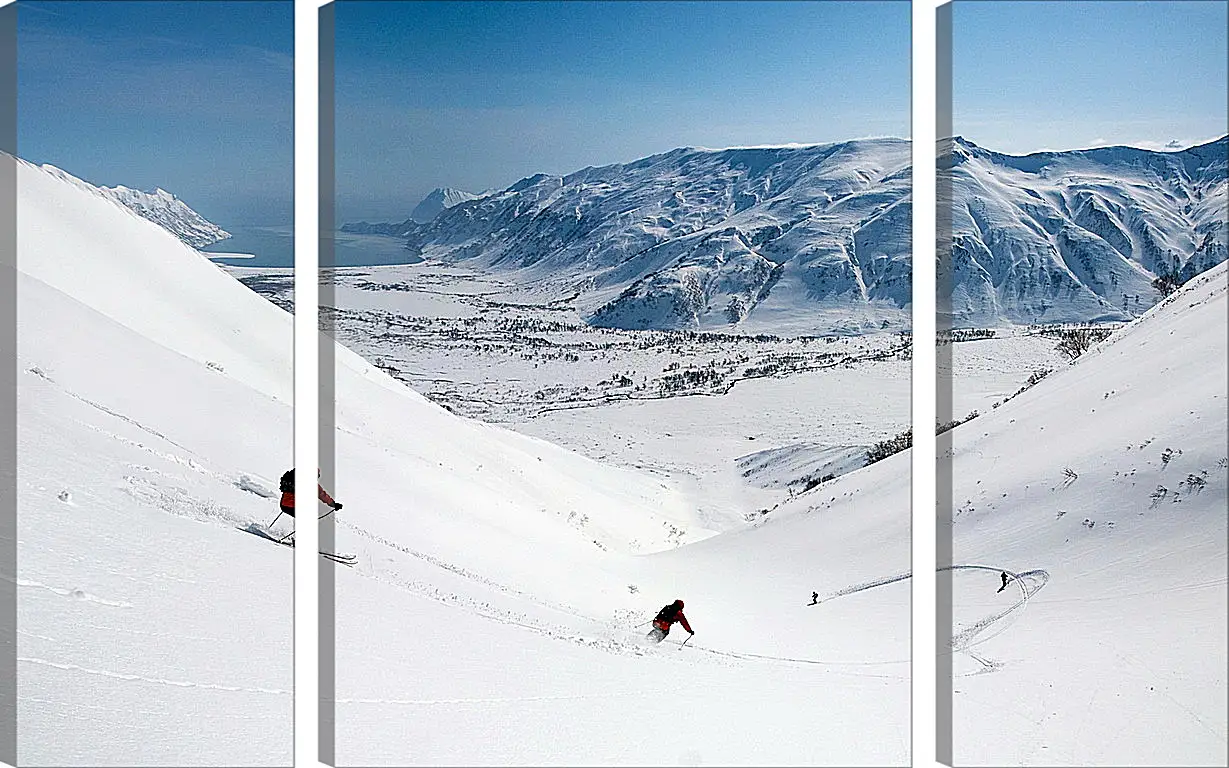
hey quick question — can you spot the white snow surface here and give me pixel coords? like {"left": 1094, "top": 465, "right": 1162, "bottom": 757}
{"left": 38, "top": 163, "right": 231, "bottom": 249}
{"left": 946, "top": 262, "right": 1228, "bottom": 764}
{"left": 16, "top": 155, "right": 291, "bottom": 765}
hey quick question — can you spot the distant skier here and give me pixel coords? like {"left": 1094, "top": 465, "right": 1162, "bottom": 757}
{"left": 809, "top": 591, "right": 819, "bottom": 606}
{"left": 271, "top": 468, "right": 342, "bottom": 542}
{"left": 997, "top": 571, "right": 1010, "bottom": 593}
{"left": 646, "top": 599, "right": 693, "bottom": 644}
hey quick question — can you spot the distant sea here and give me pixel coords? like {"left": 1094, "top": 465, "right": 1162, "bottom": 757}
{"left": 201, "top": 225, "right": 294, "bottom": 267}
{"left": 201, "top": 225, "right": 422, "bottom": 269}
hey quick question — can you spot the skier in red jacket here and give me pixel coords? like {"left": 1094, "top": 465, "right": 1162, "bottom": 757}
{"left": 646, "top": 599, "right": 693, "bottom": 644}
{"left": 272, "top": 468, "right": 341, "bottom": 542}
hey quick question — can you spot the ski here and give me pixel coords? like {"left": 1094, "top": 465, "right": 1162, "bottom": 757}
{"left": 275, "top": 538, "right": 357, "bottom": 566}
{"left": 239, "top": 524, "right": 356, "bottom": 564}
{"left": 281, "top": 539, "right": 356, "bottom": 565}
{"left": 281, "top": 539, "right": 357, "bottom": 565}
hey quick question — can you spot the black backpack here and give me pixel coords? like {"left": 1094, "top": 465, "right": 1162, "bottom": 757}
{"left": 279, "top": 469, "right": 295, "bottom": 493}
{"left": 655, "top": 603, "right": 679, "bottom": 623}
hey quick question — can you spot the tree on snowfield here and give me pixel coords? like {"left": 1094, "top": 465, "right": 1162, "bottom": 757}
{"left": 1153, "top": 269, "right": 1184, "bottom": 297}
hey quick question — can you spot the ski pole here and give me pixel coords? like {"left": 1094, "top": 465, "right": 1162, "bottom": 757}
{"left": 266, "top": 510, "right": 285, "bottom": 528}
{"left": 678, "top": 633, "right": 693, "bottom": 650}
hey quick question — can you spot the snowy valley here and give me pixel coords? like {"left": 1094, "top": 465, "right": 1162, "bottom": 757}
{"left": 12, "top": 124, "right": 1226, "bottom": 768}
{"left": 252, "top": 132, "right": 1226, "bottom": 766}
{"left": 14, "top": 150, "right": 911, "bottom": 764}
{"left": 320, "top": 192, "right": 1224, "bottom": 763}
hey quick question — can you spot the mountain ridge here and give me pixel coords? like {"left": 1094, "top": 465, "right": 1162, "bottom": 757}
{"left": 37, "top": 163, "right": 232, "bottom": 249}
{"left": 345, "top": 138, "right": 914, "bottom": 335}
{"left": 342, "top": 135, "right": 1227, "bottom": 333}
{"left": 945, "top": 134, "right": 1227, "bottom": 326}
{"left": 410, "top": 186, "right": 481, "bottom": 223}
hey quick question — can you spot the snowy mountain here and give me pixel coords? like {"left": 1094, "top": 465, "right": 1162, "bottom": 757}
{"left": 409, "top": 186, "right": 480, "bottom": 222}
{"left": 344, "top": 136, "right": 1227, "bottom": 335}
{"left": 39, "top": 164, "right": 231, "bottom": 248}
{"left": 944, "top": 136, "right": 1228, "bottom": 327}
{"left": 344, "top": 138, "right": 914, "bottom": 335}
{"left": 102, "top": 184, "right": 231, "bottom": 249}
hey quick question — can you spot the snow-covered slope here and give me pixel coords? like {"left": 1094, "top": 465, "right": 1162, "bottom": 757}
{"left": 943, "top": 261, "right": 1228, "bottom": 764}
{"left": 344, "top": 139, "right": 914, "bottom": 335}
{"left": 331, "top": 256, "right": 1226, "bottom": 765}
{"left": 23, "top": 131, "right": 1222, "bottom": 765}
{"left": 315, "top": 163, "right": 916, "bottom": 761}
{"left": 38, "top": 164, "right": 231, "bottom": 248}
{"left": 728, "top": 258, "right": 1225, "bottom": 765}
{"left": 14, "top": 151, "right": 911, "bottom": 764}
{"left": 945, "top": 136, "right": 1228, "bottom": 327}
{"left": 322, "top": 174, "right": 1226, "bottom": 763}
{"left": 15, "top": 155, "right": 289, "bottom": 764}
{"left": 331, "top": 374, "right": 913, "bottom": 764}
{"left": 409, "top": 186, "right": 480, "bottom": 223}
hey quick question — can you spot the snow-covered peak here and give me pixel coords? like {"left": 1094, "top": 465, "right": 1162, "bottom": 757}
{"left": 409, "top": 186, "right": 481, "bottom": 223}
{"left": 36, "top": 163, "right": 230, "bottom": 248}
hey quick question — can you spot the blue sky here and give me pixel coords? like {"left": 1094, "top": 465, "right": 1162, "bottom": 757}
{"left": 18, "top": 1, "right": 293, "bottom": 227}
{"left": 954, "top": 0, "right": 1228, "bottom": 154}
{"left": 333, "top": 1, "right": 911, "bottom": 222}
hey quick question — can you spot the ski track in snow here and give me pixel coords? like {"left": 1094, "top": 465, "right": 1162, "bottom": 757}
{"left": 340, "top": 519, "right": 901, "bottom": 672}
{"left": 332, "top": 544, "right": 662, "bottom": 663}
{"left": 674, "top": 641, "right": 911, "bottom": 679}
{"left": 28, "top": 365, "right": 192, "bottom": 452}
{"left": 17, "top": 657, "right": 290, "bottom": 695}
{"left": 818, "top": 564, "right": 1051, "bottom": 663}
{"left": 339, "top": 512, "right": 1037, "bottom": 678}
{"left": 16, "top": 579, "right": 133, "bottom": 608}
{"left": 335, "top": 691, "right": 645, "bottom": 707}
{"left": 339, "top": 519, "right": 588, "bottom": 620}
{"left": 28, "top": 367, "right": 279, "bottom": 526}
